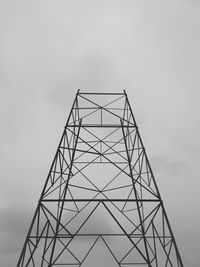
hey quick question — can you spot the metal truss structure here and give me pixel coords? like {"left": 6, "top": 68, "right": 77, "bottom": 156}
{"left": 17, "top": 90, "right": 184, "bottom": 267}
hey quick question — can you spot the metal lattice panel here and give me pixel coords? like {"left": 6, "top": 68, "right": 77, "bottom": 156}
{"left": 17, "top": 90, "right": 184, "bottom": 267}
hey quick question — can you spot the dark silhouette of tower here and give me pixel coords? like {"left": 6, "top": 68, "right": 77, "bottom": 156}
{"left": 17, "top": 90, "right": 184, "bottom": 266}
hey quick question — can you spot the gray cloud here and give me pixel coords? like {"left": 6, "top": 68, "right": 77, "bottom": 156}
{"left": 0, "top": 0, "right": 200, "bottom": 266}
{"left": 0, "top": 205, "right": 33, "bottom": 267}
{"left": 0, "top": 205, "right": 33, "bottom": 253}
{"left": 176, "top": 223, "right": 200, "bottom": 267}
{"left": 150, "top": 155, "right": 190, "bottom": 178}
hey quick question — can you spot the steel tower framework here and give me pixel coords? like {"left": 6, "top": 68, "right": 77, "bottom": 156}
{"left": 17, "top": 90, "right": 184, "bottom": 267}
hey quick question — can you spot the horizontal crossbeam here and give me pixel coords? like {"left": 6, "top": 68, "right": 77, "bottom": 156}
{"left": 41, "top": 199, "right": 161, "bottom": 202}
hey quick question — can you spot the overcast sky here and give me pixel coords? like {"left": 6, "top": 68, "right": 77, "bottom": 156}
{"left": 0, "top": 0, "right": 200, "bottom": 266}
